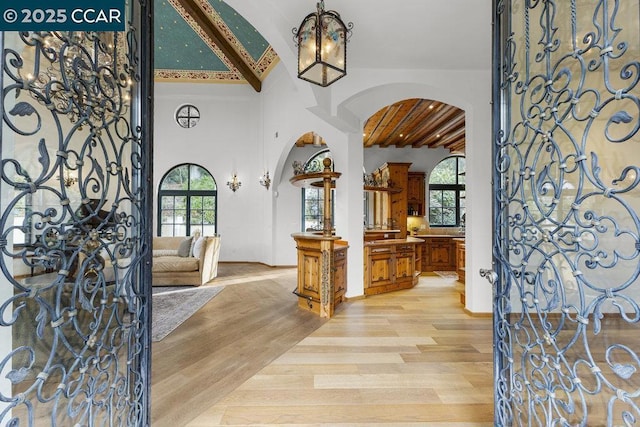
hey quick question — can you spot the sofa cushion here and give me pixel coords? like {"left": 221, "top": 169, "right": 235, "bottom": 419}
{"left": 153, "top": 249, "right": 178, "bottom": 257}
{"left": 177, "top": 236, "right": 193, "bottom": 257}
{"left": 153, "top": 236, "right": 184, "bottom": 251}
{"left": 152, "top": 256, "right": 199, "bottom": 273}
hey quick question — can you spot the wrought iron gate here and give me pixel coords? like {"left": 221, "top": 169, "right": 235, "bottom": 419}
{"left": 492, "top": 0, "right": 640, "bottom": 425}
{"left": 0, "top": 1, "right": 153, "bottom": 426}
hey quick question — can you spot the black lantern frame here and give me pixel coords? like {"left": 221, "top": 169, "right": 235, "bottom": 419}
{"left": 293, "top": 1, "right": 353, "bottom": 87}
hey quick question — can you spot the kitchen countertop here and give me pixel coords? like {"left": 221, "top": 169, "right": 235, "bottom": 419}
{"left": 291, "top": 232, "right": 343, "bottom": 241}
{"left": 414, "top": 234, "right": 465, "bottom": 238}
{"left": 364, "top": 237, "right": 423, "bottom": 246}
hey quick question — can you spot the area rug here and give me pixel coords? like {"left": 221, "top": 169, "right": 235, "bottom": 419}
{"left": 434, "top": 270, "right": 459, "bottom": 280}
{"left": 152, "top": 286, "right": 224, "bottom": 341}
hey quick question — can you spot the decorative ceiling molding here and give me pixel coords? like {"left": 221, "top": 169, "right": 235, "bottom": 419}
{"left": 173, "top": 0, "right": 261, "bottom": 91}
{"left": 155, "top": 0, "right": 278, "bottom": 88}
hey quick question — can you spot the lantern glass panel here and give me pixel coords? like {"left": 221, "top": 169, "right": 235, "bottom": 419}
{"left": 298, "top": 17, "right": 317, "bottom": 73}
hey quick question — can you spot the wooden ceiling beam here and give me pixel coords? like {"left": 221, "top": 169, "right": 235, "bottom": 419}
{"left": 360, "top": 98, "right": 466, "bottom": 152}
{"left": 378, "top": 100, "right": 427, "bottom": 147}
{"left": 389, "top": 100, "right": 438, "bottom": 147}
{"left": 365, "top": 104, "right": 403, "bottom": 148}
{"left": 416, "top": 112, "right": 465, "bottom": 148}
{"left": 401, "top": 103, "right": 451, "bottom": 144}
{"left": 176, "top": 0, "right": 262, "bottom": 92}
{"left": 363, "top": 109, "right": 387, "bottom": 146}
{"left": 296, "top": 132, "right": 325, "bottom": 146}
{"left": 448, "top": 140, "right": 466, "bottom": 154}
{"left": 432, "top": 126, "right": 465, "bottom": 149}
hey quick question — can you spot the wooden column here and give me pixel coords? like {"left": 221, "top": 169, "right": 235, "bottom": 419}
{"left": 322, "top": 158, "right": 333, "bottom": 237}
{"left": 290, "top": 158, "right": 346, "bottom": 318}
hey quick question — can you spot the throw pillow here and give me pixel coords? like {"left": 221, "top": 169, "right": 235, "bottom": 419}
{"left": 177, "top": 236, "right": 193, "bottom": 257}
{"left": 190, "top": 230, "right": 201, "bottom": 256}
{"left": 152, "top": 249, "right": 178, "bottom": 257}
{"left": 192, "top": 236, "right": 205, "bottom": 259}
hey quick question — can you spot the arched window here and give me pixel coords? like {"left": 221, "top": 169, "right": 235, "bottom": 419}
{"left": 428, "top": 156, "right": 465, "bottom": 227}
{"left": 158, "top": 164, "right": 217, "bottom": 236}
{"left": 301, "top": 150, "right": 333, "bottom": 231}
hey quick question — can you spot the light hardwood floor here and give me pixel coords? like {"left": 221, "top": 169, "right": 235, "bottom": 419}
{"left": 151, "top": 266, "right": 494, "bottom": 426}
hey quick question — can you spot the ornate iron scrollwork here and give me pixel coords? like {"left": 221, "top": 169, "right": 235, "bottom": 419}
{"left": 494, "top": 1, "right": 640, "bottom": 425}
{"left": 0, "top": 24, "right": 150, "bottom": 427}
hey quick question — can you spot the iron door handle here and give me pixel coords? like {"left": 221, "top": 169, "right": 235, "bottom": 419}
{"left": 479, "top": 268, "right": 497, "bottom": 285}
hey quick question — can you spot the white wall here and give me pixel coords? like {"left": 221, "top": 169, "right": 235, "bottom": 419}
{"left": 153, "top": 62, "right": 494, "bottom": 312}
{"left": 154, "top": 82, "right": 264, "bottom": 262}
{"left": 364, "top": 146, "right": 451, "bottom": 175}
{"left": 154, "top": 48, "right": 494, "bottom": 315}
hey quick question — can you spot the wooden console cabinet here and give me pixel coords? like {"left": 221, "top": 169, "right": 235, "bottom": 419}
{"left": 290, "top": 158, "right": 347, "bottom": 318}
{"left": 364, "top": 238, "right": 421, "bottom": 295}
{"left": 292, "top": 234, "right": 348, "bottom": 318}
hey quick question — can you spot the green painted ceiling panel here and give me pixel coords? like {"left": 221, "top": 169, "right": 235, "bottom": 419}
{"left": 154, "top": 0, "right": 278, "bottom": 83}
{"left": 209, "top": 0, "right": 270, "bottom": 62}
{"left": 154, "top": 0, "right": 229, "bottom": 72}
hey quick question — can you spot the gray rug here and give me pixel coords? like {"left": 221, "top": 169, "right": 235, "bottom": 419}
{"left": 152, "top": 286, "right": 224, "bottom": 341}
{"left": 434, "top": 270, "right": 459, "bottom": 280}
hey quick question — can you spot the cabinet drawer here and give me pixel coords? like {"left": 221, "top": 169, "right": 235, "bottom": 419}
{"left": 428, "top": 238, "right": 450, "bottom": 245}
{"left": 370, "top": 247, "right": 392, "bottom": 254}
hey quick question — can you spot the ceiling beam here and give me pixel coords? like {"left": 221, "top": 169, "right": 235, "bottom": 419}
{"left": 176, "top": 0, "right": 262, "bottom": 92}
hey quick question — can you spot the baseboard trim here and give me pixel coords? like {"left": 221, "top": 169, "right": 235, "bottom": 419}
{"left": 463, "top": 308, "right": 492, "bottom": 318}
{"left": 218, "top": 261, "right": 296, "bottom": 269}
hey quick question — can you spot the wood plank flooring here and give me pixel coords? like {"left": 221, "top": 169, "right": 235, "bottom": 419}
{"left": 151, "top": 266, "right": 494, "bottom": 426}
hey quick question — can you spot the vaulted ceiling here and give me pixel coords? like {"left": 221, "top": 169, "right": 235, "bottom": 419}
{"left": 154, "top": 0, "right": 482, "bottom": 153}
{"left": 154, "top": 0, "right": 279, "bottom": 91}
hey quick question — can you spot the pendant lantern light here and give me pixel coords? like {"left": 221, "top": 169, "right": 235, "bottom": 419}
{"left": 293, "top": 1, "right": 353, "bottom": 87}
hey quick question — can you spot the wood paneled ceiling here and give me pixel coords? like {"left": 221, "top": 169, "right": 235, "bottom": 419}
{"left": 295, "top": 98, "right": 466, "bottom": 152}
{"left": 363, "top": 98, "right": 465, "bottom": 153}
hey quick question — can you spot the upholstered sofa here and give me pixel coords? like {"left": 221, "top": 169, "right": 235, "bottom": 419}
{"left": 152, "top": 234, "right": 221, "bottom": 286}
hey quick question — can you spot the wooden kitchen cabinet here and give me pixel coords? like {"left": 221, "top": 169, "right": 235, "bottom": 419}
{"left": 394, "top": 245, "right": 415, "bottom": 281}
{"left": 369, "top": 248, "right": 393, "bottom": 288}
{"left": 455, "top": 239, "right": 465, "bottom": 283}
{"left": 421, "top": 237, "right": 456, "bottom": 272}
{"left": 407, "top": 172, "right": 425, "bottom": 216}
{"left": 364, "top": 238, "right": 421, "bottom": 296}
{"left": 372, "top": 163, "right": 411, "bottom": 237}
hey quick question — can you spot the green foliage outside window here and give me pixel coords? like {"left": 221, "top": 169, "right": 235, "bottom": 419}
{"left": 301, "top": 150, "right": 333, "bottom": 231}
{"left": 428, "top": 156, "right": 465, "bottom": 227}
{"left": 158, "top": 164, "right": 217, "bottom": 236}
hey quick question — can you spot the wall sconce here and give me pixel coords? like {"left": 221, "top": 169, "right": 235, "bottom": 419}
{"left": 227, "top": 173, "right": 241, "bottom": 192}
{"left": 293, "top": 0, "right": 353, "bottom": 87}
{"left": 60, "top": 169, "right": 78, "bottom": 187}
{"left": 259, "top": 171, "right": 271, "bottom": 190}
